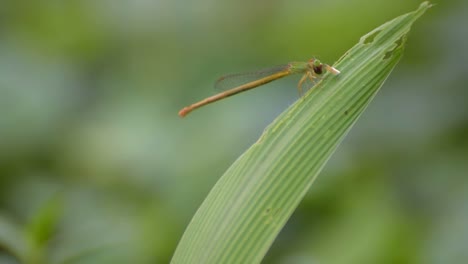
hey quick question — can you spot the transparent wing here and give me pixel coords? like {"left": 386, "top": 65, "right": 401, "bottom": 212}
{"left": 214, "top": 64, "right": 291, "bottom": 91}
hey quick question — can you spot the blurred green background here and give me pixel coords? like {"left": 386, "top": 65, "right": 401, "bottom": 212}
{"left": 0, "top": 0, "right": 467, "bottom": 263}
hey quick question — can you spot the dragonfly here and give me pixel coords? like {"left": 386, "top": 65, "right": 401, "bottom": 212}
{"left": 178, "top": 58, "right": 340, "bottom": 117}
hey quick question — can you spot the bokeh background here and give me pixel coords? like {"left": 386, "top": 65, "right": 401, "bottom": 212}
{"left": 0, "top": 0, "right": 467, "bottom": 263}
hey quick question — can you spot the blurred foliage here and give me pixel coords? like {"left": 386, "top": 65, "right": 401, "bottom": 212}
{"left": 0, "top": 0, "right": 466, "bottom": 263}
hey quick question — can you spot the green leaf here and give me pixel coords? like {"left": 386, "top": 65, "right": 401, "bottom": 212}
{"left": 25, "top": 194, "right": 63, "bottom": 264}
{"left": 171, "top": 2, "right": 432, "bottom": 263}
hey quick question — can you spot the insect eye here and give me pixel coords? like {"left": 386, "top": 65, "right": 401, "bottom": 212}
{"left": 313, "top": 64, "right": 323, "bottom": 74}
